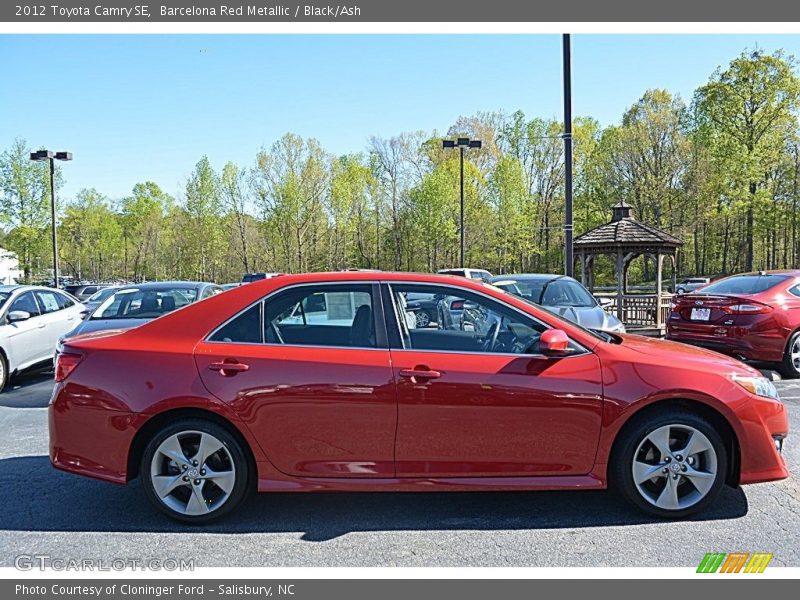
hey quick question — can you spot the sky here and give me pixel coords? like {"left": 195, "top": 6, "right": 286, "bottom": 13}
{"left": 4, "top": 33, "right": 800, "bottom": 201}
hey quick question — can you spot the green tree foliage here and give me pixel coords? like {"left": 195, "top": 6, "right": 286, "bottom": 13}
{"left": 4, "top": 47, "right": 800, "bottom": 285}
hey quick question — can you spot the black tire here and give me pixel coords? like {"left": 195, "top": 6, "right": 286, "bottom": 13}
{"left": 0, "top": 351, "right": 8, "bottom": 394}
{"left": 140, "top": 418, "right": 251, "bottom": 524}
{"left": 611, "top": 408, "right": 727, "bottom": 519}
{"left": 415, "top": 310, "right": 434, "bottom": 328}
{"left": 778, "top": 330, "right": 800, "bottom": 379}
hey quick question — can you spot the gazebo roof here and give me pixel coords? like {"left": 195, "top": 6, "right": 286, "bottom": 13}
{"left": 575, "top": 201, "right": 683, "bottom": 251}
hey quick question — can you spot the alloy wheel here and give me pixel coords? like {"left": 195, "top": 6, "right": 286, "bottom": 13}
{"left": 631, "top": 423, "right": 718, "bottom": 511}
{"left": 149, "top": 430, "right": 236, "bottom": 516}
{"left": 415, "top": 311, "right": 431, "bottom": 328}
{"left": 791, "top": 336, "right": 800, "bottom": 373}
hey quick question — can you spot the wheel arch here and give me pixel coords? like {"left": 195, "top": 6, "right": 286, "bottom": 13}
{"left": 126, "top": 407, "right": 258, "bottom": 488}
{"left": 607, "top": 398, "right": 741, "bottom": 487}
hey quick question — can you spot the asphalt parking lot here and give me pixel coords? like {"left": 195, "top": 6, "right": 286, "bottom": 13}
{"left": 0, "top": 368, "right": 797, "bottom": 568}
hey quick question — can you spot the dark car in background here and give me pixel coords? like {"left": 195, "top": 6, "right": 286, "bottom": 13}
{"left": 58, "top": 281, "right": 223, "bottom": 351}
{"left": 241, "top": 273, "right": 281, "bottom": 284}
{"left": 80, "top": 285, "right": 119, "bottom": 315}
{"left": 490, "top": 274, "right": 625, "bottom": 334}
{"left": 404, "top": 292, "right": 466, "bottom": 328}
{"left": 667, "top": 270, "right": 800, "bottom": 377}
{"left": 64, "top": 283, "right": 115, "bottom": 302}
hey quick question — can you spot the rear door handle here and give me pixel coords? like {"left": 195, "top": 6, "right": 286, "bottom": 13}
{"left": 399, "top": 368, "right": 441, "bottom": 381}
{"left": 208, "top": 359, "right": 250, "bottom": 375}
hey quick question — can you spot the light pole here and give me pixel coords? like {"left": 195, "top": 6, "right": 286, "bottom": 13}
{"left": 563, "top": 33, "right": 574, "bottom": 277}
{"left": 442, "top": 137, "right": 481, "bottom": 268}
{"left": 30, "top": 149, "right": 72, "bottom": 288}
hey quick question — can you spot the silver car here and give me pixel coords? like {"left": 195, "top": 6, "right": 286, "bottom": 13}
{"left": 0, "top": 285, "right": 84, "bottom": 392}
{"left": 58, "top": 281, "right": 223, "bottom": 352}
{"left": 490, "top": 274, "right": 626, "bottom": 334}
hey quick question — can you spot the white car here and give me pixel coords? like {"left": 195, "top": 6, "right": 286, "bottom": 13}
{"left": 437, "top": 268, "right": 493, "bottom": 283}
{"left": 0, "top": 285, "right": 84, "bottom": 392}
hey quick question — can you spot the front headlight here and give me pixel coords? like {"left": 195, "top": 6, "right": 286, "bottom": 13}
{"left": 731, "top": 374, "right": 780, "bottom": 401}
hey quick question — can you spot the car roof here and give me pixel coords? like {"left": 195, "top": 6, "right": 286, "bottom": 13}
{"left": 115, "top": 281, "right": 214, "bottom": 291}
{"left": 490, "top": 274, "right": 576, "bottom": 283}
{"left": 0, "top": 284, "right": 64, "bottom": 293}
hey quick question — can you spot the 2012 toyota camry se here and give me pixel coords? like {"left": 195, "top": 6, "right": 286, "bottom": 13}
{"left": 49, "top": 272, "right": 789, "bottom": 523}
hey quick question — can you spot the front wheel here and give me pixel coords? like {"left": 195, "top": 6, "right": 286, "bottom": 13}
{"left": 611, "top": 410, "right": 727, "bottom": 519}
{"left": 141, "top": 419, "right": 250, "bottom": 523}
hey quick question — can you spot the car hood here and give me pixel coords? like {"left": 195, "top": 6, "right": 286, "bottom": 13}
{"left": 62, "top": 318, "right": 149, "bottom": 340}
{"left": 544, "top": 305, "right": 623, "bottom": 332}
{"left": 617, "top": 333, "right": 761, "bottom": 376}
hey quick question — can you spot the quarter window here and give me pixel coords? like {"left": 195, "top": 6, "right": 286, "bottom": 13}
{"left": 389, "top": 284, "right": 562, "bottom": 355}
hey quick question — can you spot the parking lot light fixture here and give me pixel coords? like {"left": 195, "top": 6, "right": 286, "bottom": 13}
{"left": 29, "top": 149, "right": 72, "bottom": 288}
{"left": 442, "top": 137, "right": 482, "bottom": 268}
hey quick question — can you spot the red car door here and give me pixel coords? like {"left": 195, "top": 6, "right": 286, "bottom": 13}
{"left": 195, "top": 282, "right": 397, "bottom": 478}
{"left": 385, "top": 282, "right": 604, "bottom": 478}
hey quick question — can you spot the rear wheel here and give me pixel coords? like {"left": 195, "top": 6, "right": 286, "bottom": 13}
{"left": 141, "top": 419, "right": 250, "bottom": 523}
{"left": 612, "top": 409, "right": 727, "bottom": 519}
{"left": 778, "top": 331, "right": 800, "bottom": 379}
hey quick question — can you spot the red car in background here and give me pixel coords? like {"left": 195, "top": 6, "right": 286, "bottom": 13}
{"left": 50, "top": 272, "right": 788, "bottom": 523}
{"left": 667, "top": 271, "right": 800, "bottom": 377}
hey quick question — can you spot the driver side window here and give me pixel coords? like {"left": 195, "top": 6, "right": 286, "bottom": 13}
{"left": 389, "top": 284, "right": 550, "bottom": 355}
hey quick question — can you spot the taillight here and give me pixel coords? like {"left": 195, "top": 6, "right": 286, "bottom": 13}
{"left": 55, "top": 352, "right": 83, "bottom": 382}
{"left": 450, "top": 300, "right": 464, "bottom": 310}
{"left": 721, "top": 303, "right": 773, "bottom": 315}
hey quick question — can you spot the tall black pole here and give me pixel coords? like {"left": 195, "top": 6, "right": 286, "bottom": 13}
{"left": 563, "top": 33, "right": 574, "bottom": 277}
{"left": 48, "top": 157, "right": 59, "bottom": 288}
{"left": 460, "top": 145, "right": 465, "bottom": 268}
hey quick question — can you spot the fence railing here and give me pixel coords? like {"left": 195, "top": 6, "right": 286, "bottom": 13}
{"left": 594, "top": 292, "right": 673, "bottom": 329}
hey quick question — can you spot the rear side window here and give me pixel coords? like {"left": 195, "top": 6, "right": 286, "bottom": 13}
{"left": 700, "top": 275, "right": 788, "bottom": 295}
{"left": 34, "top": 290, "right": 63, "bottom": 313}
{"left": 266, "top": 284, "right": 376, "bottom": 348}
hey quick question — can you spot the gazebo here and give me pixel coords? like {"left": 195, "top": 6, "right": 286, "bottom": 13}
{"left": 574, "top": 201, "right": 684, "bottom": 333}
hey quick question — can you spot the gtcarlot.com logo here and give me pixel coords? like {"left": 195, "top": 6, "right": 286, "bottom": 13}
{"left": 14, "top": 554, "right": 194, "bottom": 571}
{"left": 697, "top": 552, "right": 773, "bottom": 573}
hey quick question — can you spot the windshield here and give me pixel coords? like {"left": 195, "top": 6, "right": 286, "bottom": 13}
{"left": 92, "top": 287, "right": 198, "bottom": 319}
{"left": 506, "top": 278, "right": 597, "bottom": 307}
{"left": 86, "top": 287, "right": 116, "bottom": 303}
{"left": 698, "top": 274, "right": 789, "bottom": 295}
{"left": 509, "top": 294, "right": 611, "bottom": 342}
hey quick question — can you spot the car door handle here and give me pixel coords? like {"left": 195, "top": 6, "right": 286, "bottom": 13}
{"left": 208, "top": 359, "right": 250, "bottom": 375}
{"left": 399, "top": 368, "right": 441, "bottom": 381}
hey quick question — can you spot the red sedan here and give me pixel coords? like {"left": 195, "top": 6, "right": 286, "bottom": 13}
{"left": 50, "top": 272, "right": 788, "bottom": 523}
{"left": 667, "top": 270, "right": 800, "bottom": 377}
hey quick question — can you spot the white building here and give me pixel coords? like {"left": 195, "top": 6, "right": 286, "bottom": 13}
{"left": 0, "top": 247, "right": 23, "bottom": 285}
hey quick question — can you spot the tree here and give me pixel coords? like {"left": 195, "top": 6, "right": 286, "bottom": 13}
{"left": 694, "top": 49, "right": 800, "bottom": 271}
{"left": 0, "top": 138, "right": 60, "bottom": 282}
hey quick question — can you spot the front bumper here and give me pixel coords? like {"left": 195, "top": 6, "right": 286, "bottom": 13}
{"left": 737, "top": 394, "right": 789, "bottom": 485}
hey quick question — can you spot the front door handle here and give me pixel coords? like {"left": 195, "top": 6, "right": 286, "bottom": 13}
{"left": 208, "top": 359, "right": 250, "bottom": 376}
{"left": 399, "top": 367, "right": 441, "bottom": 382}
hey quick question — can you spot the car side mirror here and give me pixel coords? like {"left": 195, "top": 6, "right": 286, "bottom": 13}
{"left": 7, "top": 310, "right": 31, "bottom": 323}
{"left": 540, "top": 329, "right": 571, "bottom": 356}
{"left": 597, "top": 297, "right": 613, "bottom": 308}
{"left": 80, "top": 309, "right": 90, "bottom": 320}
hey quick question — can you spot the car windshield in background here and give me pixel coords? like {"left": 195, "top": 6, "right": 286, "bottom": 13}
{"left": 86, "top": 287, "right": 116, "bottom": 303}
{"left": 92, "top": 287, "right": 197, "bottom": 320}
{"left": 512, "top": 278, "right": 597, "bottom": 307}
{"left": 698, "top": 274, "right": 789, "bottom": 295}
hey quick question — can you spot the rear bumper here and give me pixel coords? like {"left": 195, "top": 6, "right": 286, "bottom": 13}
{"left": 49, "top": 382, "right": 136, "bottom": 484}
{"left": 666, "top": 323, "right": 785, "bottom": 363}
